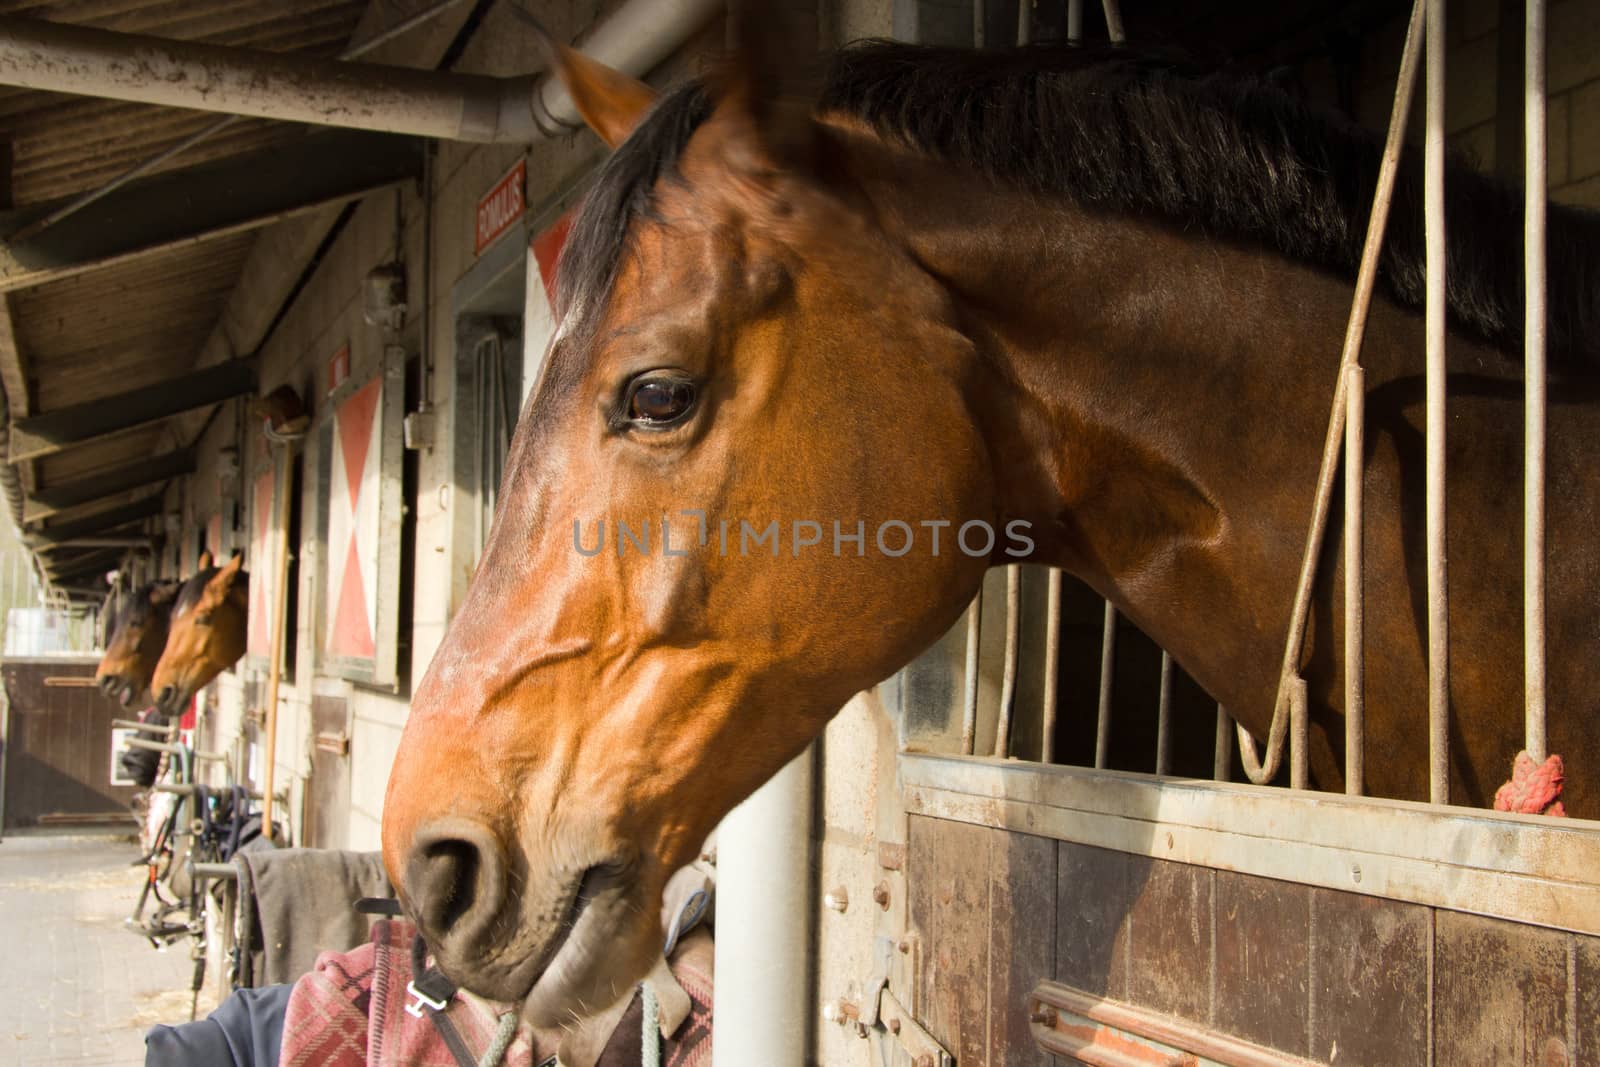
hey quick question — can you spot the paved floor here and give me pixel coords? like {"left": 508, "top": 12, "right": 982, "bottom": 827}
{"left": 0, "top": 833, "right": 205, "bottom": 1066}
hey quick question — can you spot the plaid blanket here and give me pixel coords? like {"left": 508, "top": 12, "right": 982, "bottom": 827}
{"left": 278, "top": 918, "right": 712, "bottom": 1067}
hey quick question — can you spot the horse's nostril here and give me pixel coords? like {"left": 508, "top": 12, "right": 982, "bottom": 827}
{"left": 405, "top": 822, "right": 506, "bottom": 951}
{"left": 156, "top": 686, "right": 176, "bottom": 709}
{"left": 97, "top": 676, "right": 117, "bottom": 695}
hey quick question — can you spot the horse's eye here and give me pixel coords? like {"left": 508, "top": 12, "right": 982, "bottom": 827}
{"left": 626, "top": 376, "right": 697, "bottom": 427}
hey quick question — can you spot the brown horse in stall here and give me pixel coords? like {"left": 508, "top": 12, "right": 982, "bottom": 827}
{"left": 150, "top": 553, "right": 249, "bottom": 717}
{"left": 96, "top": 578, "right": 180, "bottom": 707}
{"left": 383, "top": 35, "right": 1600, "bottom": 1020}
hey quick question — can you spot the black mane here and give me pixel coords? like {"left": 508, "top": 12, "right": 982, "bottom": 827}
{"left": 557, "top": 40, "right": 1599, "bottom": 365}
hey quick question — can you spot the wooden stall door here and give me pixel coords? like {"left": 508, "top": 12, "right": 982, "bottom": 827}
{"left": 303, "top": 693, "right": 350, "bottom": 849}
{"left": 2, "top": 657, "right": 139, "bottom": 831}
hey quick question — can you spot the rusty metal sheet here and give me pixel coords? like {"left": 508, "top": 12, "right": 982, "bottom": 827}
{"left": 1126, "top": 858, "right": 1211, "bottom": 1022}
{"left": 1213, "top": 871, "right": 1311, "bottom": 1055}
{"left": 1578, "top": 936, "right": 1598, "bottom": 1067}
{"left": 909, "top": 814, "right": 992, "bottom": 1067}
{"left": 1434, "top": 910, "right": 1570, "bottom": 1066}
{"left": 1055, "top": 842, "right": 1141, "bottom": 1001}
{"left": 989, "top": 830, "right": 1056, "bottom": 1067}
{"left": 1308, "top": 887, "right": 1428, "bottom": 1065}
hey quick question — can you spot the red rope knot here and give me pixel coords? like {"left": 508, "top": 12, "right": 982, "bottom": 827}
{"left": 1493, "top": 751, "right": 1567, "bottom": 817}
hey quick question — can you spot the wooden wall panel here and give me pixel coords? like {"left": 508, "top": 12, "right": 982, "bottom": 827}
{"left": 1054, "top": 842, "right": 1141, "bottom": 1001}
{"left": 1434, "top": 910, "right": 1570, "bottom": 1067}
{"left": 990, "top": 831, "right": 1056, "bottom": 1067}
{"left": 2, "top": 659, "right": 139, "bottom": 829}
{"left": 1214, "top": 871, "right": 1310, "bottom": 1055}
{"left": 1125, "top": 857, "right": 1212, "bottom": 1021}
{"left": 1309, "top": 888, "right": 1430, "bottom": 1066}
{"left": 909, "top": 814, "right": 993, "bottom": 1066}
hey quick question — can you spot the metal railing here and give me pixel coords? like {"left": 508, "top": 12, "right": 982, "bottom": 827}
{"left": 962, "top": 0, "right": 1552, "bottom": 811}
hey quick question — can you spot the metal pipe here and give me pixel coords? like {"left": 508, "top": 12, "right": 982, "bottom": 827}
{"left": 190, "top": 862, "right": 238, "bottom": 882}
{"left": 113, "top": 718, "right": 176, "bottom": 735}
{"left": 1101, "top": 0, "right": 1126, "bottom": 43}
{"left": 1240, "top": 0, "right": 1426, "bottom": 786}
{"left": 0, "top": 0, "right": 724, "bottom": 145}
{"left": 1524, "top": 0, "right": 1549, "bottom": 762}
{"left": 0, "top": 16, "right": 538, "bottom": 142}
{"left": 1289, "top": 676, "right": 1309, "bottom": 790}
{"left": 994, "top": 564, "right": 1021, "bottom": 758}
{"left": 1425, "top": 0, "right": 1450, "bottom": 806}
{"left": 1041, "top": 568, "right": 1062, "bottom": 763}
{"left": 1017, "top": 0, "right": 1031, "bottom": 45}
{"left": 1093, "top": 602, "right": 1116, "bottom": 769}
{"left": 1154, "top": 652, "right": 1173, "bottom": 776}
{"left": 9, "top": 0, "right": 472, "bottom": 242}
{"left": 1213, "top": 704, "right": 1232, "bottom": 781}
{"left": 1067, "top": 0, "right": 1084, "bottom": 41}
{"left": 1344, "top": 363, "right": 1366, "bottom": 795}
{"left": 712, "top": 746, "right": 813, "bottom": 1067}
{"left": 960, "top": 593, "right": 982, "bottom": 755}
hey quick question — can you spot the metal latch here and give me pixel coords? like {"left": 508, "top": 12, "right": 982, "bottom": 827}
{"left": 404, "top": 979, "right": 450, "bottom": 1019}
{"left": 315, "top": 730, "right": 350, "bottom": 755}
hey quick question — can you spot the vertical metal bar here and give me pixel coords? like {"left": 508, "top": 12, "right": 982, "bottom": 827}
{"left": 1345, "top": 364, "right": 1366, "bottom": 796}
{"left": 995, "top": 564, "right": 1021, "bottom": 758}
{"left": 1067, "top": 0, "right": 1084, "bottom": 41}
{"left": 1093, "top": 602, "right": 1116, "bottom": 769}
{"left": 1041, "top": 568, "right": 1062, "bottom": 764}
{"left": 1154, "top": 652, "right": 1173, "bottom": 775}
{"left": 1017, "top": 0, "right": 1031, "bottom": 45}
{"left": 973, "top": 0, "right": 986, "bottom": 48}
{"left": 1213, "top": 704, "right": 1233, "bottom": 781}
{"left": 1524, "top": 0, "right": 1549, "bottom": 763}
{"left": 1242, "top": 0, "right": 1427, "bottom": 786}
{"left": 960, "top": 593, "right": 982, "bottom": 755}
{"left": 1101, "top": 0, "right": 1125, "bottom": 43}
{"left": 1289, "top": 676, "right": 1310, "bottom": 790}
{"left": 1424, "top": 0, "right": 1451, "bottom": 806}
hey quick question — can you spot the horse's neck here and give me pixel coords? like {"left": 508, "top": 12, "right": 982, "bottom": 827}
{"left": 863, "top": 158, "right": 1411, "bottom": 741}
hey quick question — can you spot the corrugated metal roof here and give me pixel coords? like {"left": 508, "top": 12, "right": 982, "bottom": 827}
{"left": 0, "top": 0, "right": 369, "bottom": 205}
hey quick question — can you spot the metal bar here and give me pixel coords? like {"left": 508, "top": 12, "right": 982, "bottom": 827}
{"left": 1101, "top": 0, "right": 1126, "bottom": 43}
{"left": 113, "top": 718, "right": 176, "bottom": 735}
{"left": 9, "top": 360, "right": 257, "bottom": 462}
{"left": 1213, "top": 704, "right": 1233, "bottom": 781}
{"left": 1093, "top": 602, "right": 1116, "bottom": 769}
{"left": 1017, "top": 0, "right": 1031, "bottom": 45}
{"left": 1344, "top": 364, "right": 1366, "bottom": 795}
{"left": 995, "top": 564, "right": 1021, "bottom": 757}
{"left": 190, "top": 862, "right": 238, "bottom": 882}
{"left": 960, "top": 593, "right": 982, "bottom": 755}
{"left": 1154, "top": 652, "right": 1173, "bottom": 776}
{"left": 1241, "top": 0, "right": 1426, "bottom": 786}
{"left": 1289, "top": 676, "right": 1309, "bottom": 790}
{"left": 1041, "top": 568, "right": 1062, "bottom": 763}
{"left": 1425, "top": 0, "right": 1450, "bottom": 806}
{"left": 1067, "top": 0, "right": 1084, "bottom": 41}
{"left": 1524, "top": 0, "right": 1549, "bottom": 762}
{"left": 0, "top": 16, "right": 541, "bottom": 143}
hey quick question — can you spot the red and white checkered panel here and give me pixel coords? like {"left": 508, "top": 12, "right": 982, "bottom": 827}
{"left": 325, "top": 377, "right": 383, "bottom": 663}
{"left": 247, "top": 470, "right": 274, "bottom": 658}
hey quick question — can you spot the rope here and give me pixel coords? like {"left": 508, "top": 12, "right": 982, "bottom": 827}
{"left": 1493, "top": 751, "right": 1567, "bottom": 816}
{"left": 640, "top": 981, "right": 660, "bottom": 1067}
{"left": 477, "top": 1011, "right": 517, "bottom": 1067}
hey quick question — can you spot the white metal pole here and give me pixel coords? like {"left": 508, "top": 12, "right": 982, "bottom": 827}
{"left": 1424, "top": 0, "right": 1451, "bottom": 805}
{"left": 1093, "top": 602, "right": 1116, "bottom": 769}
{"left": 1041, "top": 569, "right": 1062, "bottom": 763}
{"left": 1523, "top": 0, "right": 1549, "bottom": 762}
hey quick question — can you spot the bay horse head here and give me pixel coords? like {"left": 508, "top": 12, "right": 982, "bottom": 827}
{"left": 96, "top": 579, "right": 179, "bottom": 707}
{"left": 387, "top": 25, "right": 1600, "bottom": 1023}
{"left": 151, "top": 552, "right": 248, "bottom": 716}
{"left": 385, "top": 32, "right": 1003, "bottom": 1020}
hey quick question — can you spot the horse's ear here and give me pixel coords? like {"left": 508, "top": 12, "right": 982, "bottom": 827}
{"left": 532, "top": 17, "right": 657, "bottom": 148}
{"left": 205, "top": 554, "right": 245, "bottom": 599}
{"left": 149, "top": 582, "right": 178, "bottom": 608}
{"left": 710, "top": 7, "right": 825, "bottom": 182}
{"left": 197, "top": 549, "right": 213, "bottom": 571}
